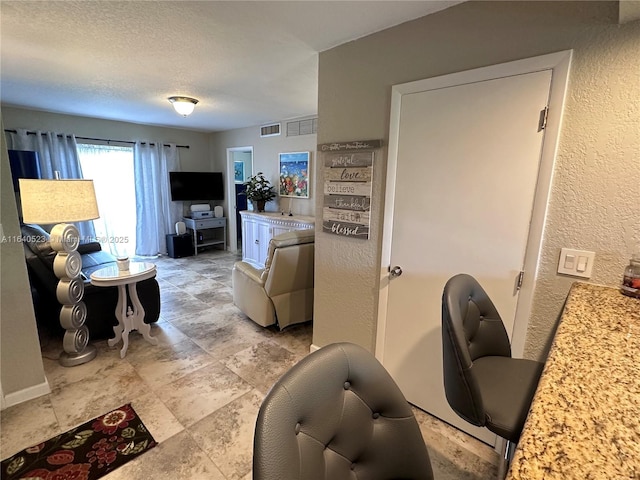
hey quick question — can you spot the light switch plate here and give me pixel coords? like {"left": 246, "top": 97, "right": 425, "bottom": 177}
{"left": 557, "top": 248, "right": 595, "bottom": 278}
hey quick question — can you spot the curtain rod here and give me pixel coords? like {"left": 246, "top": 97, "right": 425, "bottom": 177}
{"left": 4, "top": 129, "right": 190, "bottom": 149}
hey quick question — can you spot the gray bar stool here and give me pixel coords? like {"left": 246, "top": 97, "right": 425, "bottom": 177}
{"left": 253, "top": 342, "right": 434, "bottom": 480}
{"left": 441, "top": 274, "right": 544, "bottom": 476}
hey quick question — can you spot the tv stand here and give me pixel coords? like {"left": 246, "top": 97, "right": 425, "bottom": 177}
{"left": 183, "top": 217, "right": 226, "bottom": 255}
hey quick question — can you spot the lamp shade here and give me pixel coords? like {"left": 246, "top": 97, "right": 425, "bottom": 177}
{"left": 19, "top": 179, "right": 100, "bottom": 224}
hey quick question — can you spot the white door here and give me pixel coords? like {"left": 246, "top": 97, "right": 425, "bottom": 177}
{"left": 241, "top": 216, "right": 257, "bottom": 265}
{"left": 382, "top": 70, "right": 553, "bottom": 444}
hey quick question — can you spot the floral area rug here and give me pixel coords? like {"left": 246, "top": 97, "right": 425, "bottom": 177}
{"left": 1, "top": 404, "right": 157, "bottom": 480}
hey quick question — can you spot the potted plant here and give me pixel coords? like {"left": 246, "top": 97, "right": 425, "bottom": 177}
{"left": 242, "top": 172, "right": 276, "bottom": 212}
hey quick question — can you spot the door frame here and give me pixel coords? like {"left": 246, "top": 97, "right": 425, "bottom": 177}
{"left": 226, "top": 146, "right": 253, "bottom": 253}
{"left": 376, "top": 50, "right": 572, "bottom": 361}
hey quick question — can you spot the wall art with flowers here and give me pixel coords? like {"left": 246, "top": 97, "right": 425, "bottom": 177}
{"left": 279, "top": 151, "right": 310, "bottom": 198}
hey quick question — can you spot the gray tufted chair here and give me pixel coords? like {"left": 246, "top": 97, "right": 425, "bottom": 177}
{"left": 253, "top": 342, "right": 434, "bottom": 480}
{"left": 441, "top": 273, "right": 544, "bottom": 444}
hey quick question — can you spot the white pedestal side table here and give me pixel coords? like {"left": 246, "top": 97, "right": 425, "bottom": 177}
{"left": 90, "top": 262, "right": 158, "bottom": 358}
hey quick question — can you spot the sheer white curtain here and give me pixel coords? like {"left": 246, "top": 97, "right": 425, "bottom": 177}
{"left": 77, "top": 144, "right": 136, "bottom": 257}
{"left": 133, "top": 142, "right": 182, "bottom": 256}
{"left": 6, "top": 129, "right": 96, "bottom": 241}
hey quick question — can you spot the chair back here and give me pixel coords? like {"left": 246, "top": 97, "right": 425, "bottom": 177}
{"left": 261, "top": 228, "right": 315, "bottom": 281}
{"left": 253, "top": 342, "right": 434, "bottom": 480}
{"left": 263, "top": 229, "right": 315, "bottom": 329}
{"left": 441, "top": 273, "right": 511, "bottom": 427}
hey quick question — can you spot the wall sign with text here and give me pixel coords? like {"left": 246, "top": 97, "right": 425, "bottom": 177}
{"left": 319, "top": 140, "right": 381, "bottom": 240}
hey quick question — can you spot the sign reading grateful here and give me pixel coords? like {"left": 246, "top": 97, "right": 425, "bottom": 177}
{"left": 319, "top": 140, "right": 381, "bottom": 240}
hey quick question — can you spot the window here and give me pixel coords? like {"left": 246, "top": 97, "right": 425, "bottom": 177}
{"left": 77, "top": 144, "right": 136, "bottom": 257}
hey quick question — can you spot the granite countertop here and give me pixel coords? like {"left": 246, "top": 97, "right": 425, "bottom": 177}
{"left": 507, "top": 283, "right": 640, "bottom": 479}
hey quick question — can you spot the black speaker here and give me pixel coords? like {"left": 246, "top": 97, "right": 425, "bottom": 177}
{"left": 9, "top": 150, "right": 41, "bottom": 191}
{"left": 166, "top": 234, "right": 194, "bottom": 258}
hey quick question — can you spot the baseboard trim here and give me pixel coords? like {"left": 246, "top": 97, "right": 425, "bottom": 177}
{"left": 310, "top": 343, "right": 321, "bottom": 353}
{"left": 3, "top": 380, "right": 51, "bottom": 409}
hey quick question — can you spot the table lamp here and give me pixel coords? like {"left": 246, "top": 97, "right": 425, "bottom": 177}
{"left": 19, "top": 178, "right": 100, "bottom": 367}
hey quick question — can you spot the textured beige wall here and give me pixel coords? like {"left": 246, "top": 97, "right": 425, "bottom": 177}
{"left": 0, "top": 119, "right": 48, "bottom": 399}
{"left": 314, "top": 1, "right": 640, "bottom": 359}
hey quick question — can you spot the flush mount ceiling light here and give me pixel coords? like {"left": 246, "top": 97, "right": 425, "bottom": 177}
{"left": 168, "top": 96, "right": 199, "bottom": 117}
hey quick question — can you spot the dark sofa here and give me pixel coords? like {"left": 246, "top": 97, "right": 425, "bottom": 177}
{"left": 21, "top": 224, "right": 160, "bottom": 340}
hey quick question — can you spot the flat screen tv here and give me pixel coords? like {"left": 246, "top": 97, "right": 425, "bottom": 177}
{"left": 169, "top": 171, "right": 224, "bottom": 201}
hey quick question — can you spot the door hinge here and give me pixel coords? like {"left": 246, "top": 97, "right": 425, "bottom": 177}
{"left": 538, "top": 106, "right": 549, "bottom": 131}
{"left": 517, "top": 271, "right": 525, "bottom": 291}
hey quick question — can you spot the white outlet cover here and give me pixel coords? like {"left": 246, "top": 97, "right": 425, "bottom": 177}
{"left": 557, "top": 248, "right": 595, "bottom": 278}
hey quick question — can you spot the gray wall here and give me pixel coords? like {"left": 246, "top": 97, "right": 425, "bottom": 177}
{"left": 1, "top": 118, "right": 48, "bottom": 403}
{"left": 210, "top": 117, "right": 317, "bottom": 217}
{"left": 314, "top": 1, "right": 640, "bottom": 359}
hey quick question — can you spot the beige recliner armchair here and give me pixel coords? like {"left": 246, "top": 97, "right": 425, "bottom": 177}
{"left": 232, "top": 229, "right": 314, "bottom": 329}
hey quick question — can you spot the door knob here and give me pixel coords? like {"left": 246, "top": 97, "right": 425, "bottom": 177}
{"left": 389, "top": 266, "right": 403, "bottom": 278}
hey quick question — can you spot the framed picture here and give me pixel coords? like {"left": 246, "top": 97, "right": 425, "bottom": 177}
{"left": 234, "top": 161, "right": 244, "bottom": 183}
{"left": 279, "top": 151, "right": 310, "bottom": 198}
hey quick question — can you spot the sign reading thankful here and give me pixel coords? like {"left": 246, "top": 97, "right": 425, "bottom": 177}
{"left": 319, "top": 140, "right": 381, "bottom": 240}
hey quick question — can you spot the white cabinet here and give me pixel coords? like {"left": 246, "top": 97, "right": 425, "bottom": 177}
{"left": 242, "top": 216, "right": 271, "bottom": 267}
{"left": 240, "top": 211, "right": 314, "bottom": 268}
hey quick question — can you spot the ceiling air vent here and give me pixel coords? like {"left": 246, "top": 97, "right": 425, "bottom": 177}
{"left": 260, "top": 123, "right": 281, "bottom": 137}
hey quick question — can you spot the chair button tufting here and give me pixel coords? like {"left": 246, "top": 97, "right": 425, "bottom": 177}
{"left": 344, "top": 381, "right": 351, "bottom": 390}
{"left": 351, "top": 463, "right": 356, "bottom": 470}
{"left": 295, "top": 423, "right": 301, "bottom": 435}
{"left": 372, "top": 412, "right": 380, "bottom": 419}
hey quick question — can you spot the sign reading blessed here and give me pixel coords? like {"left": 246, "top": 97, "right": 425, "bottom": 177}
{"left": 320, "top": 140, "right": 381, "bottom": 240}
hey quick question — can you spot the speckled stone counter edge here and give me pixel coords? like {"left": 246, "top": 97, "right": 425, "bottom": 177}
{"left": 507, "top": 282, "right": 640, "bottom": 479}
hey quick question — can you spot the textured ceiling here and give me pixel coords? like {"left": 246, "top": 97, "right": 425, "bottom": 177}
{"left": 0, "top": 1, "right": 461, "bottom": 132}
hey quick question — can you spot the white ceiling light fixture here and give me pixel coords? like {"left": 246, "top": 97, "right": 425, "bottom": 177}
{"left": 168, "top": 96, "right": 199, "bottom": 117}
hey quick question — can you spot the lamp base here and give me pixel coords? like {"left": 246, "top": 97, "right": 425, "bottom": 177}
{"left": 59, "top": 344, "right": 98, "bottom": 367}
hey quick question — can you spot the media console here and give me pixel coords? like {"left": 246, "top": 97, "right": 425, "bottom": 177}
{"left": 182, "top": 216, "right": 226, "bottom": 255}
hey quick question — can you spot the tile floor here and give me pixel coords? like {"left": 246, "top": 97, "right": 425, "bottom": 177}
{"left": 1, "top": 248, "right": 499, "bottom": 479}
